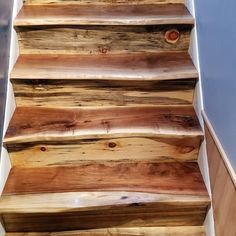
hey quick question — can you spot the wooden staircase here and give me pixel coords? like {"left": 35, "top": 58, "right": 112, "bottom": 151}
{"left": 1, "top": 0, "right": 210, "bottom": 235}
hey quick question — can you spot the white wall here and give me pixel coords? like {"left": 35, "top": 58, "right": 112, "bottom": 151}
{"left": 0, "top": 0, "right": 22, "bottom": 234}
{"left": 185, "top": 1, "right": 215, "bottom": 236}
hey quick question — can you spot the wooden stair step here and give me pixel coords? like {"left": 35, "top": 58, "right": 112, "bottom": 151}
{"left": 1, "top": 162, "right": 209, "bottom": 231}
{"left": 5, "top": 226, "right": 206, "bottom": 235}
{"left": 11, "top": 53, "right": 198, "bottom": 81}
{"left": 2, "top": 162, "right": 207, "bottom": 195}
{"left": 23, "top": 0, "right": 185, "bottom": 6}
{"left": 4, "top": 106, "right": 202, "bottom": 144}
{"left": 15, "top": 4, "right": 193, "bottom": 26}
{"left": 4, "top": 106, "right": 203, "bottom": 167}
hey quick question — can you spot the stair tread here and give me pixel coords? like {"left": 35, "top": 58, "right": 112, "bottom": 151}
{"left": 14, "top": 4, "right": 193, "bottom": 26}
{"left": 4, "top": 106, "right": 203, "bottom": 144}
{"left": 5, "top": 226, "right": 206, "bottom": 236}
{"left": 11, "top": 52, "right": 197, "bottom": 81}
{"left": 2, "top": 161, "right": 208, "bottom": 196}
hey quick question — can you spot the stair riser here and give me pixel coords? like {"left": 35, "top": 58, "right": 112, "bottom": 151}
{"left": 2, "top": 204, "right": 208, "bottom": 232}
{"left": 5, "top": 227, "right": 207, "bottom": 236}
{"left": 15, "top": 25, "right": 191, "bottom": 55}
{"left": 6, "top": 137, "right": 201, "bottom": 168}
{"left": 11, "top": 79, "right": 196, "bottom": 108}
{"left": 23, "top": 0, "right": 185, "bottom": 5}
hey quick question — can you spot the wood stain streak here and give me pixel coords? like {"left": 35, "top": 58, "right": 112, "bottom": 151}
{"left": 2, "top": 162, "right": 208, "bottom": 196}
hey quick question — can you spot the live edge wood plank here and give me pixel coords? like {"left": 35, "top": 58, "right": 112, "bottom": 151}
{"left": 2, "top": 162, "right": 208, "bottom": 196}
{"left": 7, "top": 137, "right": 201, "bottom": 168}
{"left": 15, "top": 5, "right": 193, "bottom": 26}
{"left": 23, "top": 0, "right": 185, "bottom": 6}
{"left": 12, "top": 79, "right": 196, "bottom": 108}
{"left": 15, "top": 25, "right": 191, "bottom": 55}
{"left": 4, "top": 106, "right": 203, "bottom": 144}
{"left": 11, "top": 53, "right": 198, "bottom": 81}
{"left": 5, "top": 226, "right": 206, "bottom": 236}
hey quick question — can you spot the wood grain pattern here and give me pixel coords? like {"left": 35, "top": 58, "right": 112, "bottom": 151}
{"left": 2, "top": 208, "right": 208, "bottom": 232}
{"left": 2, "top": 162, "right": 208, "bottom": 196}
{"left": 0, "top": 192, "right": 210, "bottom": 214}
{"left": 5, "top": 226, "right": 206, "bottom": 236}
{"left": 15, "top": 5, "right": 193, "bottom": 26}
{"left": 15, "top": 25, "right": 191, "bottom": 55}
{"left": 205, "top": 124, "right": 236, "bottom": 236}
{"left": 7, "top": 137, "right": 201, "bottom": 168}
{"left": 12, "top": 79, "right": 196, "bottom": 108}
{"left": 4, "top": 106, "right": 203, "bottom": 144}
{"left": 11, "top": 53, "right": 198, "bottom": 81}
{"left": 1, "top": 190, "right": 209, "bottom": 231}
{"left": 23, "top": 0, "right": 185, "bottom": 5}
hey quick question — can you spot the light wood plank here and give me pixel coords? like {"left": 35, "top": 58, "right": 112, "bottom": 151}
{"left": 15, "top": 25, "right": 191, "bottom": 54}
{"left": 15, "top": 5, "right": 193, "bottom": 26}
{"left": 23, "top": 0, "right": 185, "bottom": 5}
{"left": 4, "top": 106, "right": 203, "bottom": 144}
{"left": 11, "top": 53, "right": 198, "bottom": 81}
{"left": 1, "top": 190, "right": 209, "bottom": 231}
{"left": 0, "top": 192, "right": 210, "bottom": 213}
{"left": 5, "top": 226, "right": 206, "bottom": 236}
{"left": 12, "top": 79, "right": 196, "bottom": 108}
{"left": 7, "top": 137, "right": 201, "bottom": 168}
{"left": 2, "top": 162, "right": 208, "bottom": 196}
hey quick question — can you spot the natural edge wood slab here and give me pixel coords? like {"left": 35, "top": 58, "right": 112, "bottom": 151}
{"left": 0, "top": 190, "right": 209, "bottom": 231}
{"left": 4, "top": 106, "right": 203, "bottom": 144}
{"left": 15, "top": 5, "right": 193, "bottom": 26}
{"left": 12, "top": 79, "right": 196, "bottom": 108}
{"left": 10, "top": 53, "right": 198, "bottom": 81}
{"left": 7, "top": 136, "right": 201, "bottom": 168}
{"left": 2, "top": 162, "right": 208, "bottom": 196}
{"left": 5, "top": 226, "right": 206, "bottom": 236}
{"left": 15, "top": 25, "right": 192, "bottom": 55}
{"left": 23, "top": 0, "right": 185, "bottom": 6}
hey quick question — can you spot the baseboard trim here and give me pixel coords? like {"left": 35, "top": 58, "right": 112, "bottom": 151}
{"left": 202, "top": 110, "right": 236, "bottom": 187}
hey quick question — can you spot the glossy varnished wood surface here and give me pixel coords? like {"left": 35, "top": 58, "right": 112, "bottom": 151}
{"left": 23, "top": 0, "right": 185, "bottom": 5}
{"left": 2, "top": 162, "right": 208, "bottom": 195}
{"left": 12, "top": 79, "right": 196, "bottom": 108}
{"left": 4, "top": 106, "right": 203, "bottom": 144}
{"left": 5, "top": 226, "right": 206, "bottom": 236}
{"left": 15, "top": 25, "right": 191, "bottom": 55}
{"left": 0, "top": 191, "right": 210, "bottom": 214}
{"left": 11, "top": 53, "right": 198, "bottom": 81}
{"left": 15, "top": 5, "right": 193, "bottom": 26}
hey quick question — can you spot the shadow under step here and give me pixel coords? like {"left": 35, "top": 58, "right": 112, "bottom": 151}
{"left": 5, "top": 226, "right": 206, "bottom": 235}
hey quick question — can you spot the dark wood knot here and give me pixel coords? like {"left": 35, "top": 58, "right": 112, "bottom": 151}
{"left": 40, "top": 147, "right": 47, "bottom": 152}
{"left": 165, "top": 29, "right": 180, "bottom": 44}
{"left": 108, "top": 142, "right": 117, "bottom": 148}
{"left": 99, "top": 46, "right": 109, "bottom": 54}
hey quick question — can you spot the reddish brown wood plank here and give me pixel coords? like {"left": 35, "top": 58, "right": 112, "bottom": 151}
{"left": 4, "top": 106, "right": 203, "bottom": 144}
{"left": 3, "top": 162, "right": 208, "bottom": 196}
{"left": 15, "top": 4, "right": 193, "bottom": 26}
{"left": 11, "top": 52, "right": 198, "bottom": 81}
{"left": 23, "top": 0, "right": 185, "bottom": 5}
